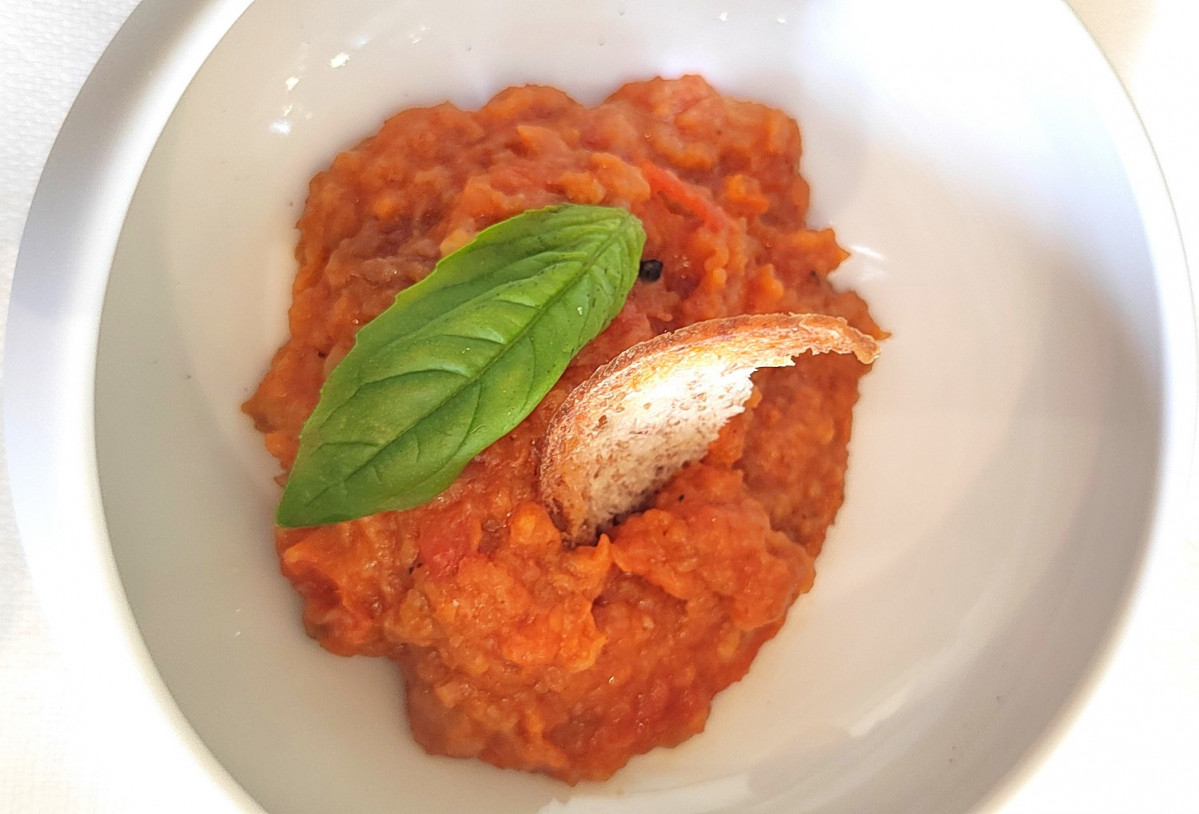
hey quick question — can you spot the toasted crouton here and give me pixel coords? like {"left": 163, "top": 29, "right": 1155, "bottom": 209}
{"left": 538, "top": 313, "right": 881, "bottom": 544}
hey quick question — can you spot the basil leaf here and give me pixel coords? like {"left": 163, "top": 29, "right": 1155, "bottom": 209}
{"left": 276, "top": 204, "right": 646, "bottom": 527}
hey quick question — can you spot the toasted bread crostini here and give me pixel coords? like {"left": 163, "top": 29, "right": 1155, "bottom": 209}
{"left": 539, "top": 313, "right": 881, "bottom": 544}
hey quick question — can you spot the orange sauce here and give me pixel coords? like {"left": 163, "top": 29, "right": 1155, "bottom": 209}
{"left": 244, "top": 76, "right": 880, "bottom": 782}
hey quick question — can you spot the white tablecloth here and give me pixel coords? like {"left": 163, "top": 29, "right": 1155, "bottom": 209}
{"left": 2, "top": 1, "right": 1196, "bottom": 810}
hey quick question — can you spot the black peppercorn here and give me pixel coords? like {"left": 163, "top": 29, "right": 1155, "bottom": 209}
{"left": 638, "top": 258, "right": 664, "bottom": 282}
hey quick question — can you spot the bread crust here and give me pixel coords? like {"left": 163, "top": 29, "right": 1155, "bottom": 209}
{"left": 539, "top": 313, "right": 881, "bottom": 544}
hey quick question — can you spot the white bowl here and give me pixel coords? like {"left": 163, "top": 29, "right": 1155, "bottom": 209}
{"left": 6, "top": 0, "right": 1195, "bottom": 812}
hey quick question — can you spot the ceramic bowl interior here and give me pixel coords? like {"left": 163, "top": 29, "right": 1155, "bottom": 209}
{"left": 74, "top": 0, "right": 1182, "bottom": 811}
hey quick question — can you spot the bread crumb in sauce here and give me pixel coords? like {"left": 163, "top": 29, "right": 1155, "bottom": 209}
{"left": 244, "top": 75, "right": 882, "bottom": 783}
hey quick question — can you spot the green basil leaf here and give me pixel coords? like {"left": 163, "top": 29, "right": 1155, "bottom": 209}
{"left": 276, "top": 204, "right": 646, "bottom": 527}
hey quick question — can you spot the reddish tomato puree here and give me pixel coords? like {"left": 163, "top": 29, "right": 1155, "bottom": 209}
{"left": 244, "top": 76, "right": 881, "bottom": 783}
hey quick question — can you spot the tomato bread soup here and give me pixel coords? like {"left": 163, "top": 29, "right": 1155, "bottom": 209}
{"left": 244, "top": 76, "right": 881, "bottom": 782}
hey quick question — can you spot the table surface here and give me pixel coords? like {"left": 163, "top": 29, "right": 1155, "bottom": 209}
{"left": 2, "top": 1, "right": 1196, "bottom": 811}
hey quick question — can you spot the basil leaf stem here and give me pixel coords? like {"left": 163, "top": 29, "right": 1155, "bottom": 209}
{"left": 277, "top": 204, "right": 646, "bottom": 527}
